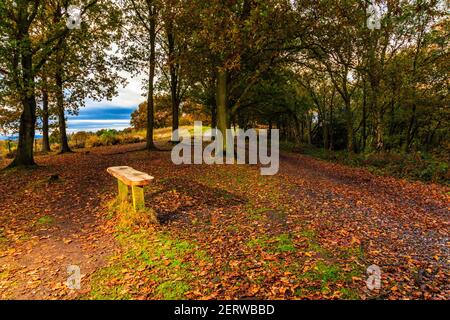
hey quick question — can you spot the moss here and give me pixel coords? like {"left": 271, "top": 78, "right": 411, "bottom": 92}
{"left": 155, "top": 281, "right": 191, "bottom": 300}
{"left": 246, "top": 233, "right": 296, "bottom": 254}
{"left": 88, "top": 224, "right": 209, "bottom": 299}
{"left": 340, "top": 287, "right": 360, "bottom": 300}
{"left": 36, "top": 215, "right": 54, "bottom": 225}
{"left": 275, "top": 234, "right": 296, "bottom": 252}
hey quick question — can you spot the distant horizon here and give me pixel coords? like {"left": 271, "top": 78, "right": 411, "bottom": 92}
{"left": 1, "top": 70, "right": 145, "bottom": 140}
{"left": 0, "top": 104, "right": 137, "bottom": 140}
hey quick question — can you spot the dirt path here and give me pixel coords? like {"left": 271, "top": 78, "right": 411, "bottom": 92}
{"left": 0, "top": 145, "right": 448, "bottom": 299}
{"left": 278, "top": 152, "right": 449, "bottom": 299}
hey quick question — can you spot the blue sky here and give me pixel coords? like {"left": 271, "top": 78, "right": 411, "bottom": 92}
{"left": 67, "top": 106, "right": 135, "bottom": 133}
{"left": 0, "top": 72, "right": 145, "bottom": 140}
{"left": 66, "top": 72, "right": 145, "bottom": 133}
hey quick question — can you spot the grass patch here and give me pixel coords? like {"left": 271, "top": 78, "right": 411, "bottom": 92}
{"left": 245, "top": 205, "right": 271, "bottom": 221}
{"left": 88, "top": 204, "right": 211, "bottom": 300}
{"left": 36, "top": 215, "right": 54, "bottom": 225}
{"left": 339, "top": 287, "right": 360, "bottom": 300}
{"left": 247, "top": 233, "right": 296, "bottom": 254}
{"left": 155, "top": 281, "right": 191, "bottom": 300}
{"left": 301, "top": 261, "right": 342, "bottom": 283}
{"left": 89, "top": 230, "right": 204, "bottom": 299}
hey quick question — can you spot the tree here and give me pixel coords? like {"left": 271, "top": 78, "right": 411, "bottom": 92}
{"left": 0, "top": 0, "right": 96, "bottom": 166}
{"left": 158, "top": 0, "right": 188, "bottom": 142}
{"left": 130, "top": 95, "right": 172, "bottom": 130}
{"left": 45, "top": 1, "right": 123, "bottom": 153}
{"left": 120, "top": 0, "right": 161, "bottom": 150}
{"left": 179, "top": 0, "right": 300, "bottom": 151}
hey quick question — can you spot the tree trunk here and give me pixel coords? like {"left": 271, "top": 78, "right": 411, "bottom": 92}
{"left": 292, "top": 115, "right": 301, "bottom": 144}
{"left": 12, "top": 97, "right": 37, "bottom": 167}
{"left": 10, "top": 37, "right": 36, "bottom": 167}
{"left": 323, "top": 121, "right": 329, "bottom": 150}
{"left": 329, "top": 99, "right": 333, "bottom": 151}
{"left": 216, "top": 69, "right": 228, "bottom": 151}
{"left": 56, "top": 57, "right": 72, "bottom": 153}
{"left": 405, "top": 104, "right": 417, "bottom": 151}
{"left": 41, "top": 88, "right": 51, "bottom": 153}
{"left": 374, "top": 89, "right": 384, "bottom": 152}
{"left": 306, "top": 114, "right": 312, "bottom": 145}
{"left": 344, "top": 98, "right": 354, "bottom": 152}
{"left": 146, "top": 8, "right": 157, "bottom": 150}
{"left": 211, "top": 104, "right": 217, "bottom": 128}
{"left": 362, "top": 81, "right": 367, "bottom": 152}
{"left": 167, "top": 19, "right": 179, "bottom": 142}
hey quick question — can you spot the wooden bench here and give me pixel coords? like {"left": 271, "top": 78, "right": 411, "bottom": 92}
{"left": 107, "top": 166, "right": 154, "bottom": 211}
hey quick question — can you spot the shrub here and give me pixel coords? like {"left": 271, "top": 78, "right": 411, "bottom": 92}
{"left": 363, "top": 152, "right": 403, "bottom": 167}
{"left": 70, "top": 131, "right": 91, "bottom": 149}
{"left": 0, "top": 140, "right": 17, "bottom": 159}
{"left": 117, "top": 133, "right": 143, "bottom": 145}
{"left": 289, "top": 144, "right": 449, "bottom": 185}
{"left": 85, "top": 135, "right": 102, "bottom": 148}
{"left": 99, "top": 131, "right": 119, "bottom": 146}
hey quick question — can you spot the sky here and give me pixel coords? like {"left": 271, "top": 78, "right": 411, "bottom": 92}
{"left": 66, "top": 71, "right": 145, "bottom": 134}
{"left": 0, "top": 69, "right": 146, "bottom": 140}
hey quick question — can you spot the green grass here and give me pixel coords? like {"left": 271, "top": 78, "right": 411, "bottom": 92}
{"left": 36, "top": 215, "right": 54, "bottom": 225}
{"left": 339, "top": 287, "right": 360, "bottom": 300}
{"left": 301, "top": 261, "right": 342, "bottom": 283}
{"left": 245, "top": 205, "right": 271, "bottom": 220}
{"left": 246, "top": 233, "right": 296, "bottom": 254}
{"left": 155, "top": 281, "right": 191, "bottom": 300}
{"left": 88, "top": 203, "right": 212, "bottom": 300}
{"left": 89, "top": 231, "right": 203, "bottom": 299}
{"left": 275, "top": 234, "right": 296, "bottom": 252}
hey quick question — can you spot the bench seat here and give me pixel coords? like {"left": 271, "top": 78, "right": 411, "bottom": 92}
{"left": 107, "top": 166, "right": 154, "bottom": 211}
{"left": 107, "top": 166, "right": 154, "bottom": 186}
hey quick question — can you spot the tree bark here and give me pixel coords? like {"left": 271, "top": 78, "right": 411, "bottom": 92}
{"left": 216, "top": 69, "right": 228, "bottom": 152}
{"left": 41, "top": 87, "right": 51, "bottom": 153}
{"left": 12, "top": 96, "right": 37, "bottom": 167}
{"left": 146, "top": 7, "right": 157, "bottom": 150}
{"left": 211, "top": 103, "right": 217, "bottom": 129}
{"left": 329, "top": 91, "right": 334, "bottom": 151}
{"left": 323, "top": 120, "right": 329, "bottom": 150}
{"left": 362, "top": 80, "right": 367, "bottom": 152}
{"left": 405, "top": 104, "right": 417, "bottom": 151}
{"left": 306, "top": 114, "right": 312, "bottom": 145}
{"left": 167, "top": 18, "right": 180, "bottom": 142}
{"left": 55, "top": 53, "right": 72, "bottom": 154}
{"left": 10, "top": 35, "right": 36, "bottom": 167}
{"left": 344, "top": 97, "right": 354, "bottom": 152}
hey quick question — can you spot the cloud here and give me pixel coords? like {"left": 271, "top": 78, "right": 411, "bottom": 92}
{"left": 84, "top": 71, "right": 146, "bottom": 109}
{"left": 67, "top": 106, "right": 135, "bottom": 133}
{"left": 66, "top": 120, "right": 130, "bottom": 133}
{"left": 1, "top": 72, "right": 146, "bottom": 137}
{"left": 68, "top": 119, "right": 130, "bottom": 124}
{"left": 65, "top": 71, "right": 146, "bottom": 133}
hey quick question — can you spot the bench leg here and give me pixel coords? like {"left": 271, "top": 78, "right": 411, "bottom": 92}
{"left": 132, "top": 186, "right": 145, "bottom": 211}
{"left": 118, "top": 180, "right": 129, "bottom": 203}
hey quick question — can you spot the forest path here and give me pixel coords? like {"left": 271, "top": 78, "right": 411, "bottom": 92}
{"left": 278, "top": 152, "right": 449, "bottom": 298}
{"left": 0, "top": 144, "right": 448, "bottom": 299}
